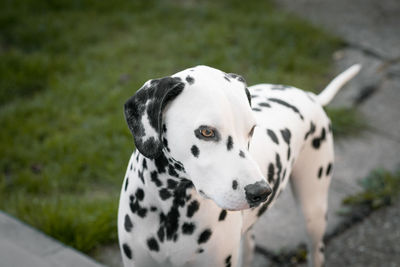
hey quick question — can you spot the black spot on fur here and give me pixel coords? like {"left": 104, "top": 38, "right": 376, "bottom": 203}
{"left": 218, "top": 209, "right": 227, "bottom": 221}
{"left": 137, "top": 208, "right": 147, "bottom": 218}
{"left": 280, "top": 128, "right": 291, "bottom": 145}
{"left": 245, "top": 87, "right": 252, "bottom": 106}
{"left": 154, "top": 153, "right": 169, "bottom": 173}
{"left": 312, "top": 128, "right": 327, "bottom": 149}
{"left": 150, "top": 206, "right": 157, "bottom": 212}
{"left": 168, "top": 165, "right": 179, "bottom": 178}
{"left": 186, "top": 75, "right": 195, "bottom": 85}
{"left": 191, "top": 145, "right": 199, "bottom": 158}
{"left": 287, "top": 147, "right": 291, "bottom": 160}
{"left": 267, "top": 129, "right": 279, "bottom": 145}
{"left": 173, "top": 233, "right": 179, "bottom": 242}
{"left": 135, "top": 188, "right": 144, "bottom": 201}
{"left": 187, "top": 200, "right": 200, "bottom": 218}
{"left": 224, "top": 75, "right": 231, "bottom": 82}
{"left": 159, "top": 188, "right": 172, "bottom": 200}
{"left": 318, "top": 167, "right": 323, "bottom": 179}
{"left": 198, "top": 229, "right": 212, "bottom": 244}
{"left": 197, "top": 248, "right": 204, "bottom": 253}
{"left": 268, "top": 163, "right": 274, "bottom": 183}
{"left": 304, "top": 121, "right": 316, "bottom": 140}
{"left": 124, "top": 214, "right": 133, "bottom": 232}
{"left": 129, "top": 194, "right": 148, "bottom": 218}
{"left": 258, "top": 102, "right": 271, "bottom": 108}
{"left": 162, "top": 138, "right": 169, "bottom": 150}
{"left": 225, "top": 255, "right": 232, "bottom": 267}
{"left": 157, "top": 227, "right": 165, "bottom": 242}
{"left": 232, "top": 180, "right": 238, "bottom": 190}
{"left": 182, "top": 222, "right": 196, "bottom": 235}
{"left": 275, "top": 153, "right": 282, "bottom": 179}
{"left": 167, "top": 179, "right": 178, "bottom": 189}
{"left": 124, "top": 177, "right": 129, "bottom": 191}
{"left": 252, "top": 108, "right": 262, "bottom": 112}
{"left": 151, "top": 171, "right": 163, "bottom": 187}
{"left": 122, "top": 243, "right": 133, "bottom": 259}
{"left": 227, "top": 136, "right": 234, "bottom": 151}
{"left": 321, "top": 128, "right": 326, "bottom": 139}
{"left": 268, "top": 98, "right": 304, "bottom": 120}
{"left": 312, "top": 138, "right": 321, "bottom": 149}
{"left": 239, "top": 150, "right": 245, "bottom": 158}
{"left": 258, "top": 153, "right": 283, "bottom": 217}
{"left": 137, "top": 169, "right": 145, "bottom": 184}
{"left": 326, "top": 163, "right": 333, "bottom": 176}
{"left": 147, "top": 237, "right": 159, "bottom": 252}
{"left": 174, "top": 162, "right": 184, "bottom": 171}
{"left": 142, "top": 158, "right": 147, "bottom": 169}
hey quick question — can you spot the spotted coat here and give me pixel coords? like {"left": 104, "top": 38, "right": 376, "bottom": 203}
{"left": 118, "top": 65, "right": 360, "bottom": 267}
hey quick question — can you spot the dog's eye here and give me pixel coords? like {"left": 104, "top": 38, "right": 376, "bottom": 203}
{"left": 201, "top": 128, "right": 214, "bottom": 138}
{"left": 195, "top": 126, "right": 220, "bottom": 141}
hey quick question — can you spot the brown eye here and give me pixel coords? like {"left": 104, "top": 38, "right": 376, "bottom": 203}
{"left": 201, "top": 128, "right": 214, "bottom": 138}
{"left": 195, "top": 125, "right": 220, "bottom": 141}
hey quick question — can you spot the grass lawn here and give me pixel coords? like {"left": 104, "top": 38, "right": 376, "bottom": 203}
{"left": 0, "top": 0, "right": 358, "bottom": 256}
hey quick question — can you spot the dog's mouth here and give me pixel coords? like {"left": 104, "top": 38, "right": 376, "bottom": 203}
{"left": 248, "top": 195, "right": 269, "bottom": 208}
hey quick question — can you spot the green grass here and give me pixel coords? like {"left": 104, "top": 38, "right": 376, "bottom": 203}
{"left": 343, "top": 168, "right": 400, "bottom": 210}
{"left": 326, "top": 107, "right": 366, "bottom": 138}
{"left": 0, "top": 0, "right": 347, "bottom": 255}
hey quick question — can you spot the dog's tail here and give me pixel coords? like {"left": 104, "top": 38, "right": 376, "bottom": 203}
{"left": 317, "top": 64, "right": 362, "bottom": 106}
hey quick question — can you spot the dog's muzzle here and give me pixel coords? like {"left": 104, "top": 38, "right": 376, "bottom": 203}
{"left": 244, "top": 180, "right": 272, "bottom": 207}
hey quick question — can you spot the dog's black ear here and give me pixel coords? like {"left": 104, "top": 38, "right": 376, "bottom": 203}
{"left": 124, "top": 77, "right": 185, "bottom": 159}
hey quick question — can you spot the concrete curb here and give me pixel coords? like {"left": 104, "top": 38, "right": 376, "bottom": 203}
{"left": 0, "top": 211, "right": 107, "bottom": 267}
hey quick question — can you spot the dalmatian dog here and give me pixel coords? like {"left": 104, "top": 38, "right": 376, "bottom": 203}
{"left": 118, "top": 64, "right": 361, "bottom": 267}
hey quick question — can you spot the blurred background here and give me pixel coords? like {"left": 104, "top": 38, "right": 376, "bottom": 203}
{"left": 0, "top": 0, "right": 399, "bottom": 266}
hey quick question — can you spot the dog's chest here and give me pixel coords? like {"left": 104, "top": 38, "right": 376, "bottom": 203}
{"left": 119, "top": 153, "right": 246, "bottom": 265}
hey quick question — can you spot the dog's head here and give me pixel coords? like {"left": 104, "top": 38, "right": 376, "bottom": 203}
{"left": 124, "top": 65, "right": 271, "bottom": 210}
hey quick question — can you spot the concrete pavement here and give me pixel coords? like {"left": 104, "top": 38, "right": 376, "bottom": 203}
{"left": 0, "top": 211, "right": 106, "bottom": 267}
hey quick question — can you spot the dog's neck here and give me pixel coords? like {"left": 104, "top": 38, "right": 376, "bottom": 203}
{"left": 135, "top": 149, "right": 196, "bottom": 205}
{"left": 132, "top": 150, "right": 204, "bottom": 242}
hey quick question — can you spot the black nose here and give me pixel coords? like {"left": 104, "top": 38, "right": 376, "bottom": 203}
{"left": 244, "top": 180, "right": 272, "bottom": 207}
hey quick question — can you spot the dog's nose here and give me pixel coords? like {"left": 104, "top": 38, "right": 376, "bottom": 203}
{"left": 244, "top": 180, "right": 272, "bottom": 207}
